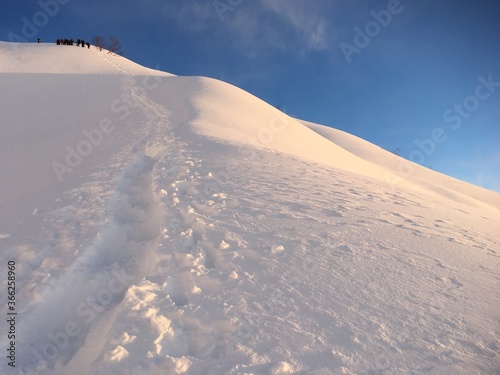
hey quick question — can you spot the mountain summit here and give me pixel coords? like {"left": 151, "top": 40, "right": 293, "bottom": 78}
{"left": 1, "top": 42, "right": 499, "bottom": 374}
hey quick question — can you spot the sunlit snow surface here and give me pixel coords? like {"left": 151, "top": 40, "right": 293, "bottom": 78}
{"left": 0, "top": 42, "right": 499, "bottom": 375}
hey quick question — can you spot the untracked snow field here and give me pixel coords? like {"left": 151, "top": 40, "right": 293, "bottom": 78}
{"left": 0, "top": 42, "right": 499, "bottom": 375}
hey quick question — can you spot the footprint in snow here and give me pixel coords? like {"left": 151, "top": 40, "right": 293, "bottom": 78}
{"left": 447, "top": 276, "right": 463, "bottom": 288}
{"left": 337, "top": 244, "right": 353, "bottom": 254}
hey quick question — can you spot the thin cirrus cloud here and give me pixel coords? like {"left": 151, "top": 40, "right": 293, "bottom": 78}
{"left": 146, "top": 0, "right": 335, "bottom": 57}
{"left": 261, "top": 0, "right": 332, "bottom": 53}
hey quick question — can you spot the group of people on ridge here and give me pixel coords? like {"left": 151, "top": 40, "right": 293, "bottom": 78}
{"left": 56, "top": 38, "right": 90, "bottom": 48}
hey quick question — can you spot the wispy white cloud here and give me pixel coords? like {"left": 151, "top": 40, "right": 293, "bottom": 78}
{"left": 154, "top": 1, "right": 216, "bottom": 31}
{"left": 132, "top": 0, "right": 336, "bottom": 57}
{"left": 261, "top": 0, "right": 332, "bottom": 52}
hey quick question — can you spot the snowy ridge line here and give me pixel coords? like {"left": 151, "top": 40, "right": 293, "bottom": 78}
{"left": 302, "top": 120, "right": 500, "bottom": 211}
{"left": 0, "top": 42, "right": 174, "bottom": 76}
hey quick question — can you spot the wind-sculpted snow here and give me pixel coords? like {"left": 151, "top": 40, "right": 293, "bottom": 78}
{"left": 0, "top": 42, "right": 499, "bottom": 374}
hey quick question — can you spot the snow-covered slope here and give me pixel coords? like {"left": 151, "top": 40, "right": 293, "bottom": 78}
{"left": 0, "top": 42, "right": 499, "bottom": 375}
{"left": 302, "top": 121, "right": 500, "bottom": 211}
{"left": 0, "top": 42, "right": 173, "bottom": 76}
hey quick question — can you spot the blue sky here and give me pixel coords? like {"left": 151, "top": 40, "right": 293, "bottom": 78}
{"left": 2, "top": 0, "right": 499, "bottom": 191}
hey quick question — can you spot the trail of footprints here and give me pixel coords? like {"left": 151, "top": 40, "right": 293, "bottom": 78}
{"left": 156, "top": 157, "right": 225, "bottom": 305}
{"left": 98, "top": 153, "right": 239, "bottom": 369}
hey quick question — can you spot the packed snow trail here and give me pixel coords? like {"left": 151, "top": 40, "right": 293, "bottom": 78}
{"left": 14, "top": 69, "right": 178, "bottom": 372}
{"left": 16, "top": 153, "right": 162, "bottom": 372}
